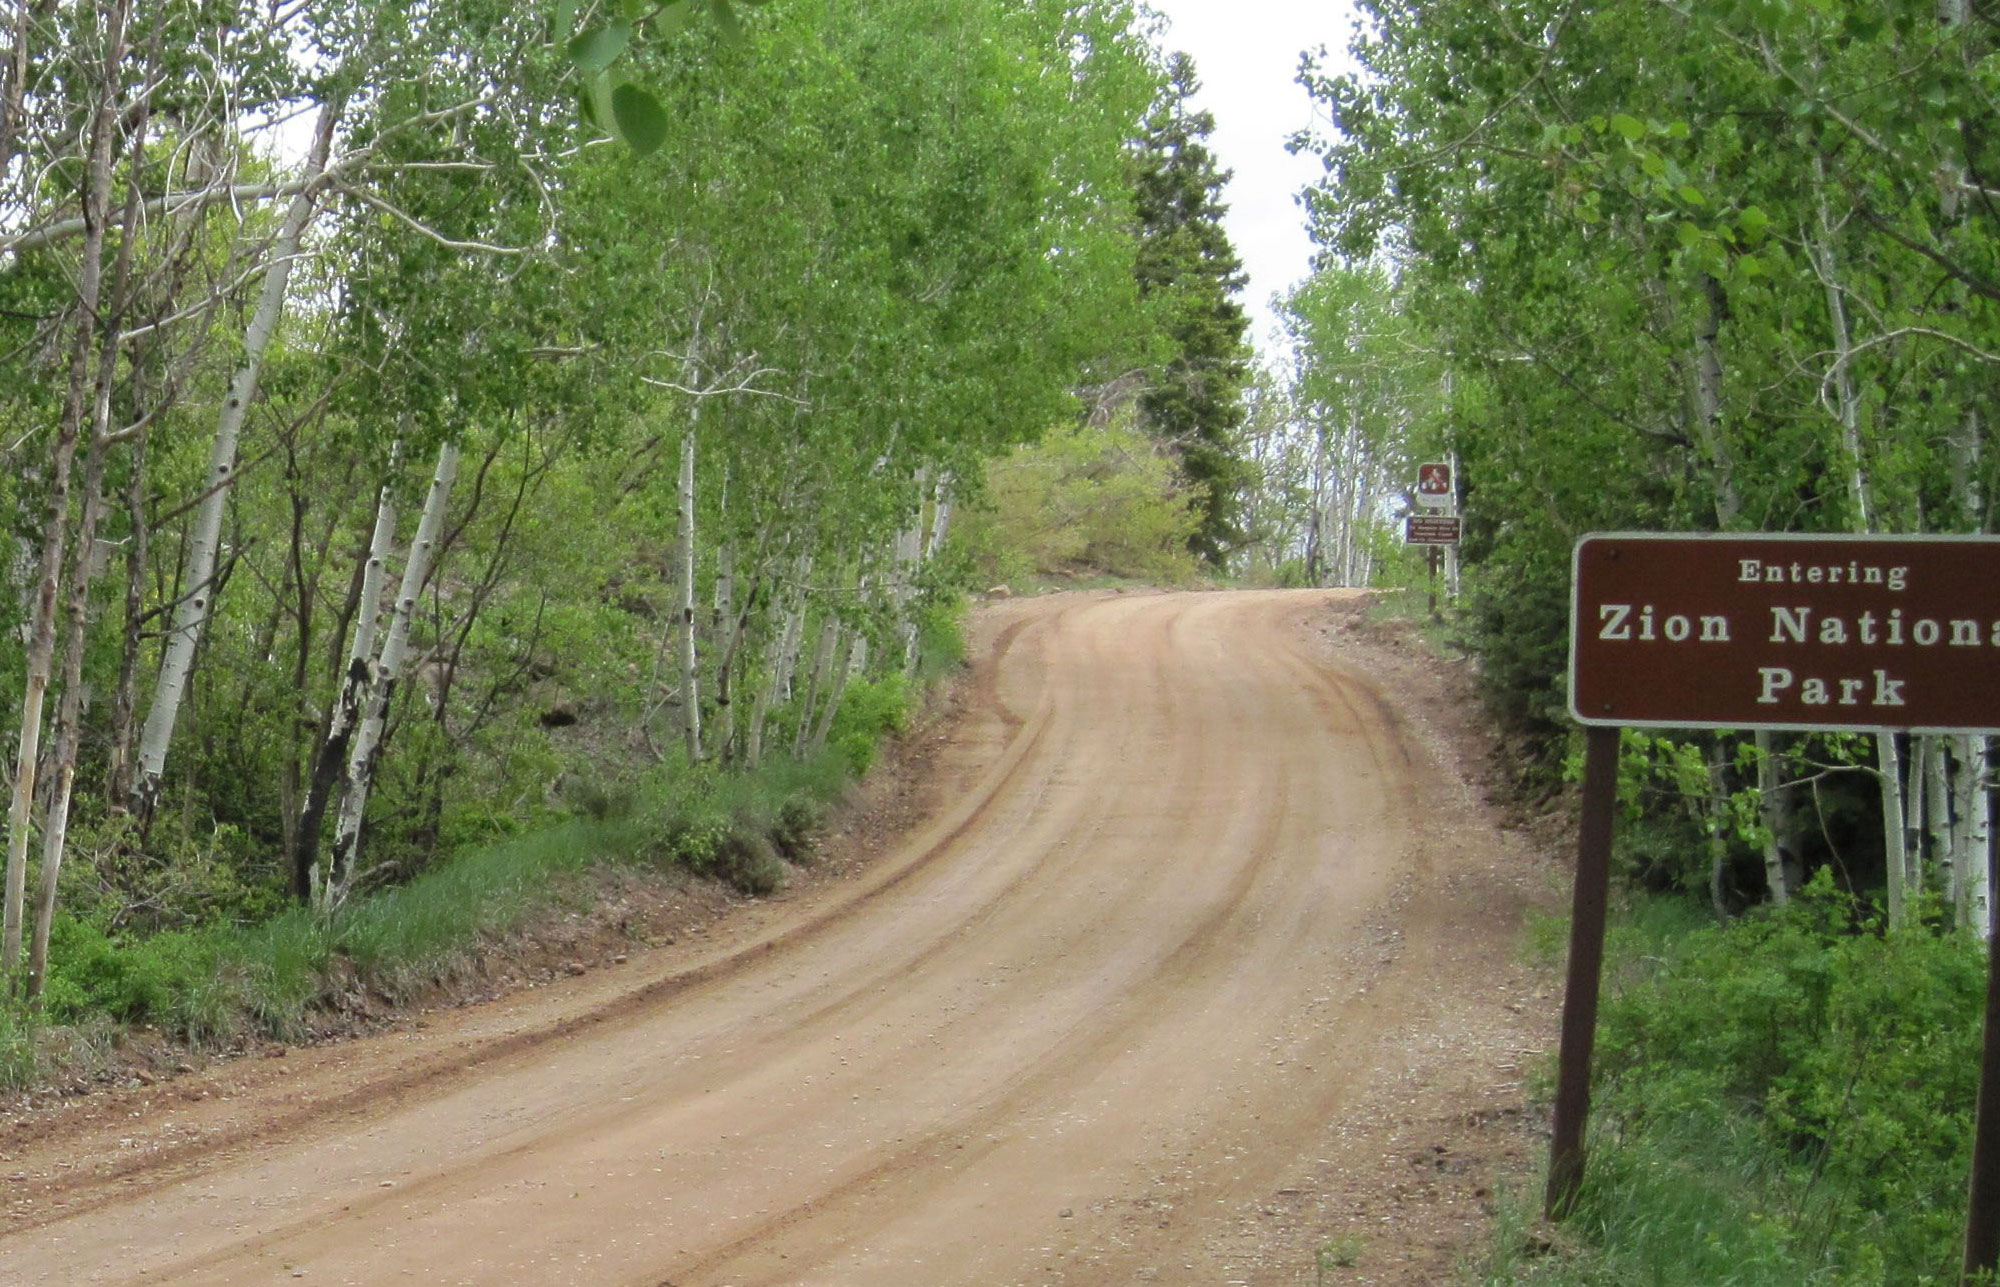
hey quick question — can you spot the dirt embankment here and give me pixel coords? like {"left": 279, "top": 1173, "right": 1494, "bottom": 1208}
{"left": 1, "top": 590, "right": 1563, "bottom": 1286}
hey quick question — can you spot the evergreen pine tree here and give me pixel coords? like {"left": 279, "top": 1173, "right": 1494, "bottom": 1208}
{"left": 1133, "top": 52, "right": 1253, "bottom": 568}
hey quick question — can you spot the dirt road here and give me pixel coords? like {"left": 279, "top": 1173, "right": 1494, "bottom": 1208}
{"left": 1, "top": 590, "right": 1554, "bottom": 1286}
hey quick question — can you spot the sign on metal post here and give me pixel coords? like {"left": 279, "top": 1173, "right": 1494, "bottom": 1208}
{"left": 1552, "top": 533, "right": 2000, "bottom": 1260}
{"left": 1414, "top": 461, "right": 1454, "bottom": 508}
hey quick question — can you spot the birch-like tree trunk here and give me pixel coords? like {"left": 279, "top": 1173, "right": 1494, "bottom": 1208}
{"left": 810, "top": 625, "right": 859, "bottom": 755}
{"left": 1925, "top": 735, "right": 1953, "bottom": 897}
{"left": 1949, "top": 404, "right": 1989, "bottom": 935}
{"left": 325, "top": 441, "right": 458, "bottom": 907}
{"left": 3, "top": 0, "right": 127, "bottom": 972}
{"left": 29, "top": 422, "right": 111, "bottom": 999}
{"left": 1953, "top": 734, "right": 1990, "bottom": 937}
{"left": 1810, "top": 153, "right": 1873, "bottom": 532}
{"left": 104, "top": 419, "right": 149, "bottom": 804}
{"left": 893, "top": 475, "right": 926, "bottom": 672}
{"left": 1702, "top": 741, "right": 1734, "bottom": 923}
{"left": 676, "top": 419, "right": 702, "bottom": 763}
{"left": 130, "top": 96, "right": 343, "bottom": 822}
{"left": 747, "top": 553, "right": 810, "bottom": 768}
{"left": 708, "top": 532, "right": 736, "bottom": 763}
{"left": 1880, "top": 734, "right": 1910, "bottom": 926}
{"left": 26, "top": 70, "right": 158, "bottom": 997}
{"left": 1692, "top": 274, "right": 1742, "bottom": 527}
{"left": 1806, "top": 157, "right": 1927, "bottom": 925}
{"left": 792, "top": 614, "right": 840, "bottom": 760}
{"left": 925, "top": 472, "right": 954, "bottom": 563}
{"left": 295, "top": 462, "right": 398, "bottom": 904}
{"left": 1755, "top": 730, "right": 1790, "bottom": 907}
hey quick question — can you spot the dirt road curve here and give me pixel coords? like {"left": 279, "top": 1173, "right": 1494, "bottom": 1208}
{"left": 2, "top": 590, "right": 1552, "bottom": 1286}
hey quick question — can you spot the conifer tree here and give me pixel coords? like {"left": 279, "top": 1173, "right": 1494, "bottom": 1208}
{"left": 1132, "top": 52, "right": 1252, "bottom": 568}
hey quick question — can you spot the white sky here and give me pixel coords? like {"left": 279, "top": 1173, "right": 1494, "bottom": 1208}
{"left": 1138, "top": 0, "right": 1364, "bottom": 358}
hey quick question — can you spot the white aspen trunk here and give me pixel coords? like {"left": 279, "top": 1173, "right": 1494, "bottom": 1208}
{"left": 925, "top": 472, "right": 954, "bottom": 563}
{"left": 1953, "top": 734, "right": 1991, "bottom": 937}
{"left": 1905, "top": 736, "right": 1930, "bottom": 901}
{"left": 1926, "top": 734, "right": 1954, "bottom": 898}
{"left": 676, "top": 421, "right": 702, "bottom": 763}
{"left": 811, "top": 627, "right": 859, "bottom": 755}
{"left": 27, "top": 75, "right": 156, "bottom": 991}
{"left": 3, "top": 2, "right": 126, "bottom": 969}
{"left": 1304, "top": 428, "right": 1328, "bottom": 583}
{"left": 1810, "top": 161, "right": 1919, "bottom": 921}
{"left": 1880, "top": 733, "right": 1909, "bottom": 927}
{"left": 894, "top": 477, "right": 925, "bottom": 672}
{"left": 1444, "top": 447, "right": 1462, "bottom": 600}
{"left": 325, "top": 441, "right": 458, "bottom": 906}
{"left": 131, "top": 97, "right": 342, "bottom": 821}
{"left": 1948, "top": 402, "right": 1987, "bottom": 935}
{"left": 715, "top": 543, "right": 736, "bottom": 762}
{"left": 1704, "top": 742, "right": 1733, "bottom": 923}
{"left": 793, "top": 615, "right": 840, "bottom": 760}
{"left": 1693, "top": 275, "right": 1742, "bottom": 527}
{"left": 1755, "top": 729, "right": 1790, "bottom": 907}
{"left": 746, "top": 559, "right": 809, "bottom": 768}
{"left": 27, "top": 383, "right": 115, "bottom": 1000}
{"left": 297, "top": 466, "right": 397, "bottom": 905}
{"left": 1811, "top": 155, "right": 1873, "bottom": 531}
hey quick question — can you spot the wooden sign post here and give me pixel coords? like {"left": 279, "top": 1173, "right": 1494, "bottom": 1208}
{"left": 1553, "top": 534, "right": 2000, "bottom": 1277}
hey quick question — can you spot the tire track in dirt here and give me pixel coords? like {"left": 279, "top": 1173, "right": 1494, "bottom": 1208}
{"left": 1, "top": 589, "right": 1535, "bottom": 1287}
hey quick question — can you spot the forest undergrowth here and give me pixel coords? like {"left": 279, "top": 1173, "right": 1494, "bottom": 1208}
{"left": 1479, "top": 878, "right": 1987, "bottom": 1286}
{"left": 0, "top": 655, "right": 936, "bottom": 1093}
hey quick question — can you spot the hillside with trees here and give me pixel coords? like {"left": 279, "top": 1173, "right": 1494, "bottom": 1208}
{"left": 0, "top": 0, "right": 1194, "bottom": 1036}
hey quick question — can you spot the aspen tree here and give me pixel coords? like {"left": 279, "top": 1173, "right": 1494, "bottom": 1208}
{"left": 296, "top": 453, "right": 399, "bottom": 904}
{"left": 2, "top": 0, "right": 130, "bottom": 974}
{"left": 130, "top": 95, "right": 344, "bottom": 823}
{"left": 326, "top": 441, "right": 458, "bottom": 907}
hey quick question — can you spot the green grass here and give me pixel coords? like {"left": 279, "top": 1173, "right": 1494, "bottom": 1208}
{"left": 12, "top": 728, "right": 899, "bottom": 1086}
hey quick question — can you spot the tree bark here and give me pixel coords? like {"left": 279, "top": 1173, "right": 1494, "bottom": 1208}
{"left": 1692, "top": 274, "right": 1742, "bottom": 527}
{"left": 1755, "top": 730, "right": 1790, "bottom": 907}
{"left": 3, "top": 0, "right": 128, "bottom": 973}
{"left": 676, "top": 421, "right": 702, "bottom": 763}
{"left": 130, "top": 94, "right": 342, "bottom": 823}
{"left": 295, "top": 461, "right": 399, "bottom": 903}
{"left": 1880, "top": 733, "right": 1910, "bottom": 927}
{"left": 326, "top": 441, "right": 457, "bottom": 907}
{"left": 793, "top": 613, "right": 840, "bottom": 760}
{"left": 26, "top": 58, "right": 157, "bottom": 997}
{"left": 747, "top": 554, "right": 810, "bottom": 768}
{"left": 1954, "top": 734, "right": 1991, "bottom": 937}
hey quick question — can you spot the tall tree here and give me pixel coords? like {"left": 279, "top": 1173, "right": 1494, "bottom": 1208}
{"left": 1132, "top": 52, "right": 1252, "bottom": 568}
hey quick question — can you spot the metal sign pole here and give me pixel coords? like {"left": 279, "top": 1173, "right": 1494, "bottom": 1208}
{"left": 1545, "top": 723, "right": 1620, "bottom": 1220}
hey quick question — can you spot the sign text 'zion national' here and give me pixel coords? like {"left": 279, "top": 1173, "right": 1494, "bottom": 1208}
{"left": 1568, "top": 533, "right": 2000, "bottom": 733}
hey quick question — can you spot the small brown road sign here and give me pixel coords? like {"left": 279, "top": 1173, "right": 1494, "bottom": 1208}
{"left": 1414, "top": 461, "right": 1453, "bottom": 508}
{"left": 1569, "top": 531, "right": 2000, "bottom": 733}
{"left": 1404, "top": 514, "right": 1460, "bottom": 546}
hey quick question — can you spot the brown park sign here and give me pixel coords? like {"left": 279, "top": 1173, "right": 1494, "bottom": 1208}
{"left": 1569, "top": 532, "right": 2000, "bottom": 733}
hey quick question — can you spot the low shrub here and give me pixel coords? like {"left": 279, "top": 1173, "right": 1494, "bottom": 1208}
{"left": 1482, "top": 875, "right": 1984, "bottom": 1285}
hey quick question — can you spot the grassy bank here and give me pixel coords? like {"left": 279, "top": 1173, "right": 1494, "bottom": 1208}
{"left": 2, "top": 665, "right": 933, "bottom": 1091}
{"left": 1480, "top": 878, "right": 1987, "bottom": 1286}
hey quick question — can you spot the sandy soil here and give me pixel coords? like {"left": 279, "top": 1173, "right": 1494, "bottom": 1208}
{"left": 0, "top": 589, "right": 1561, "bottom": 1286}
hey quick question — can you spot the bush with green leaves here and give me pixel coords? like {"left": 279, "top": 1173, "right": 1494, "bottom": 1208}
{"left": 957, "top": 415, "right": 1201, "bottom": 586}
{"left": 1492, "top": 876, "right": 1984, "bottom": 1285}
